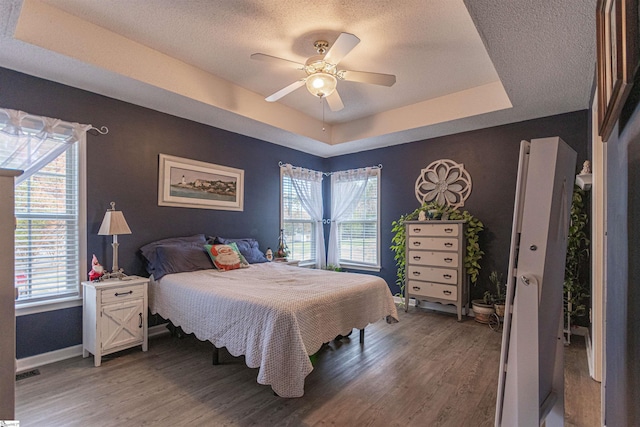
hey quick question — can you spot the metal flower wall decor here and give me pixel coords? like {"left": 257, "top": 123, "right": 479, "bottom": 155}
{"left": 415, "top": 159, "right": 472, "bottom": 208}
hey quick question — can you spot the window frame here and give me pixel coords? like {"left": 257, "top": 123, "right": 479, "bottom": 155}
{"left": 334, "top": 169, "right": 381, "bottom": 271}
{"left": 280, "top": 168, "right": 317, "bottom": 266}
{"left": 15, "top": 134, "right": 86, "bottom": 315}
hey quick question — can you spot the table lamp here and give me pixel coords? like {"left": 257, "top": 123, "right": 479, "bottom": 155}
{"left": 98, "top": 201, "right": 131, "bottom": 279}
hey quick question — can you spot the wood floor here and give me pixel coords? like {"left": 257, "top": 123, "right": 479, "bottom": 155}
{"left": 15, "top": 309, "right": 599, "bottom": 426}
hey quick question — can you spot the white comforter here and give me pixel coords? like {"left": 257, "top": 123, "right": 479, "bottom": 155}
{"left": 149, "top": 262, "right": 398, "bottom": 397}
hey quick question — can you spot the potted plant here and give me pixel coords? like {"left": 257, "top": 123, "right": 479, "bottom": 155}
{"left": 390, "top": 201, "right": 484, "bottom": 308}
{"left": 489, "top": 271, "right": 506, "bottom": 317}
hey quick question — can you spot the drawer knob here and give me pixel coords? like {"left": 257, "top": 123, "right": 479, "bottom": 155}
{"left": 413, "top": 241, "right": 421, "bottom": 246}
{"left": 115, "top": 290, "right": 133, "bottom": 297}
{"left": 444, "top": 242, "right": 453, "bottom": 247}
{"left": 444, "top": 228, "right": 453, "bottom": 233}
{"left": 444, "top": 257, "right": 453, "bottom": 263}
{"left": 412, "top": 271, "right": 421, "bottom": 276}
{"left": 443, "top": 290, "right": 452, "bottom": 295}
{"left": 443, "top": 274, "right": 452, "bottom": 279}
{"left": 412, "top": 286, "right": 421, "bottom": 291}
{"left": 413, "top": 256, "right": 421, "bottom": 261}
{"left": 413, "top": 228, "right": 422, "bottom": 233}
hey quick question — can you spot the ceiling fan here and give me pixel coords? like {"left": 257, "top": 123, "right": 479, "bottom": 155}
{"left": 251, "top": 32, "right": 396, "bottom": 112}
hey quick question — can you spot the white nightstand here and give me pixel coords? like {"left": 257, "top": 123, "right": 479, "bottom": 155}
{"left": 82, "top": 276, "right": 149, "bottom": 367}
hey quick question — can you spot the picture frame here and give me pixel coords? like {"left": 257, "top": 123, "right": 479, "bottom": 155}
{"left": 596, "top": 0, "right": 638, "bottom": 142}
{"left": 158, "top": 154, "right": 244, "bottom": 211}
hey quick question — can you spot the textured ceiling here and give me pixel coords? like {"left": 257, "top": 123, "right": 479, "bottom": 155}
{"left": 0, "top": 0, "right": 596, "bottom": 157}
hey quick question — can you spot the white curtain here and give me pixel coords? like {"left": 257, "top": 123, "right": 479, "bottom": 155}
{"left": 327, "top": 167, "right": 378, "bottom": 266}
{"left": 282, "top": 164, "right": 326, "bottom": 268}
{"left": 0, "top": 108, "right": 91, "bottom": 185}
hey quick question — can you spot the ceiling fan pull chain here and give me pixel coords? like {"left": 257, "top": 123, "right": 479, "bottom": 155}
{"left": 322, "top": 97, "right": 326, "bottom": 132}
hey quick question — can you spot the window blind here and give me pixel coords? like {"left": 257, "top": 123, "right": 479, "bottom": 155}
{"left": 14, "top": 142, "right": 80, "bottom": 302}
{"left": 281, "top": 175, "right": 316, "bottom": 263}
{"left": 337, "top": 175, "right": 379, "bottom": 266}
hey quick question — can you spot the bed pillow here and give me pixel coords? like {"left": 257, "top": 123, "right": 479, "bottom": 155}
{"left": 140, "top": 234, "right": 207, "bottom": 275}
{"left": 216, "top": 237, "right": 269, "bottom": 264}
{"left": 152, "top": 243, "right": 213, "bottom": 280}
{"left": 204, "top": 243, "right": 249, "bottom": 271}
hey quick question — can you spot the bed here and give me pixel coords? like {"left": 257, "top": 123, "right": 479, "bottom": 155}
{"left": 142, "top": 235, "right": 398, "bottom": 397}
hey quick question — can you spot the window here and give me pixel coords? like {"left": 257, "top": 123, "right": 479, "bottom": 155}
{"left": 280, "top": 165, "right": 324, "bottom": 267}
{"left": 0, "top": 109, "right": 87, "bottom": 306}
{"left": 337, "top": 173, "right": 379, "bottom": 266}
{"left": 327, "top": 167, "right": 380, "bottom": 270}
{"left": 329, "top": 168, "right": 380, "bottom": 269}
{"left": 15, "top": 144, "right": 82, "bottom": 303}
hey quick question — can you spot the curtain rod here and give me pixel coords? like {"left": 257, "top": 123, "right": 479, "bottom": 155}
{"left": 89, "top": 125, "right": 109, "bottom": 135}
{"left": 278, "top": 161, "right": 382, "bottom": 176}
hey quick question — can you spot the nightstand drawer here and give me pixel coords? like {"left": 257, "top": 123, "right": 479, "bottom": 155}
{"left": 101, "top": 284, "right": 145, "bottom": 304}
{"left": 407, "top": 265, "right": 457, "bottom": 284}
{"left": 407, "top": 223, "right": 459, "bottom": 237}
{"left": 407, "top": 280, "right": 457, "bottom": 301}
{"left": 408, "top": 250, "right": 459, "bottom": 267}
{"left": 408, "top": 237, "right": 458, "bottom": 251}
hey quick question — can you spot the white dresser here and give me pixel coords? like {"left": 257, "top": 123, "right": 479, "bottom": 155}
{"left": 82, "top": 276, "right": 149, "bottom": 366}
{"left": 404, "top": 220, "right": 468, "bottom": 321}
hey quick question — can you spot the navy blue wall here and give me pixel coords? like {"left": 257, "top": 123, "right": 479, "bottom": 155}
{"left": 1, "top": 67, "right": 587, "bottom": 358}
{"left": 327, "top": 111, "right": 588, "bottom": 299}
{"left": 1, "top": 67, "right": 324, "bottom": 358}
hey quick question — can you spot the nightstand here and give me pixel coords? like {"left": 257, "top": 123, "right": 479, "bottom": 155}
{"left": 82, "top": 276, "right": 149, "bottom": 367}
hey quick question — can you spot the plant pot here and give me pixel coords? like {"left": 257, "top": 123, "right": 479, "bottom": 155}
{"left": 494, "top": 303, "right": 506, "bottom": 317}
{"left": 471, "top": 299, "right": 495, "bottom": 324}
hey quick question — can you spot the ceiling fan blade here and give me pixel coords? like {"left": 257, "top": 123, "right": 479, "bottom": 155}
{"left": 341, "top": 70, "right": 396, "bottom": 87}
{"left": 325, "top": 90, "right": 344, "bottom": 112}
{"left": 323, "top": 32, "right": 360, "bottom": 65}
{"left": 265, "top": 79, "right": 306, "bottom": 102}
{"left": 250, "top": 53, "right": 304, "bottom": 70}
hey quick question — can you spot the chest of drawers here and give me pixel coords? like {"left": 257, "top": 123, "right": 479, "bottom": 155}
{"left": 404, "top": 220, "right": 468, "bottom": 320}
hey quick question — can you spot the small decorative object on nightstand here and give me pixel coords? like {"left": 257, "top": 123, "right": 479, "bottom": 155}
{"left": 82, "top": 275, "right": 149, "bottom": 367}
{"left": 275, "top": 228, "right": 289, "bottom": 261}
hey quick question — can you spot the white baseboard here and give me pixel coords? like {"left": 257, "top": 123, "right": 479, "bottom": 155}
{"left": 15, "top": 324, "right": 171, "bottom": 373}
{"left": 16, "top": 344, "right": 83, "bottom": 373}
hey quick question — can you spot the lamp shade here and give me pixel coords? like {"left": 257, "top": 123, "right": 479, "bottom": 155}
{"left": 98, "top": 203, "right": 131, "bottom": 236}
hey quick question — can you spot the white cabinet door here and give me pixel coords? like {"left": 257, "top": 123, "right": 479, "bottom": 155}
{"left": 101, "top": 299, "right": 144, "bottom": 352}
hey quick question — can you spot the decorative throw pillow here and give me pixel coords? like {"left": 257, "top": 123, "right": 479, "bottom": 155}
{"left": 204, "top": 243, "right": 248, "bottom": 271}
{"left": 215, "top": 237, "right": 268, "bottom": 264}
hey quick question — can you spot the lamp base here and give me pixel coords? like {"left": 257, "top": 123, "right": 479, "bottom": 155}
{"left": 99, "top": 270, "right": 128, "bottom": 281}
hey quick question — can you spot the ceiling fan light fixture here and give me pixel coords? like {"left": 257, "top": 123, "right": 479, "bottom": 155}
{"left": 305, "top": 73, "right": 337, "bottom": 98}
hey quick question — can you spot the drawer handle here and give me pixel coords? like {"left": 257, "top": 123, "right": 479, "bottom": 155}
{"left": 139, "top": 313, "right": 143, "bottom": 328}
{"left": 443, "top": 274, "right": 452, "bottom": 279}
{"left": 115, "top": 291, "right": 133, "bottom": 297}
{"left": 444, "top": 228, "right": 453, "bottom": 233}
{"left": 413, "top": 228, "right": 422, "bottom": 233}
{"left": 444, "top": 242, "right": 453, "bottom": 248}
{"left": 413, "top": 256, "right": 421, "bottom": 261}
{"left": 443, "top": 290, "right": 452, "bottom": 295}
{"left": 412, "top": 271, "right": 421, "bottom": 276}
{"left": 412, "top": 286, "right": 421, "bottom": 291}
{"left": 413, "top": 241, "right": 421, "bottom": 246}
{"left": 444, "top": 257, "right": 453, "bottom": 263}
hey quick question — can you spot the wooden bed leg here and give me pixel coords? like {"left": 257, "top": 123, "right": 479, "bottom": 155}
{"left": 359, "top": 328, "right": 365, "bottom": 344}
{"left": 212, "top": 346, "right": 219, "bottom": 365}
